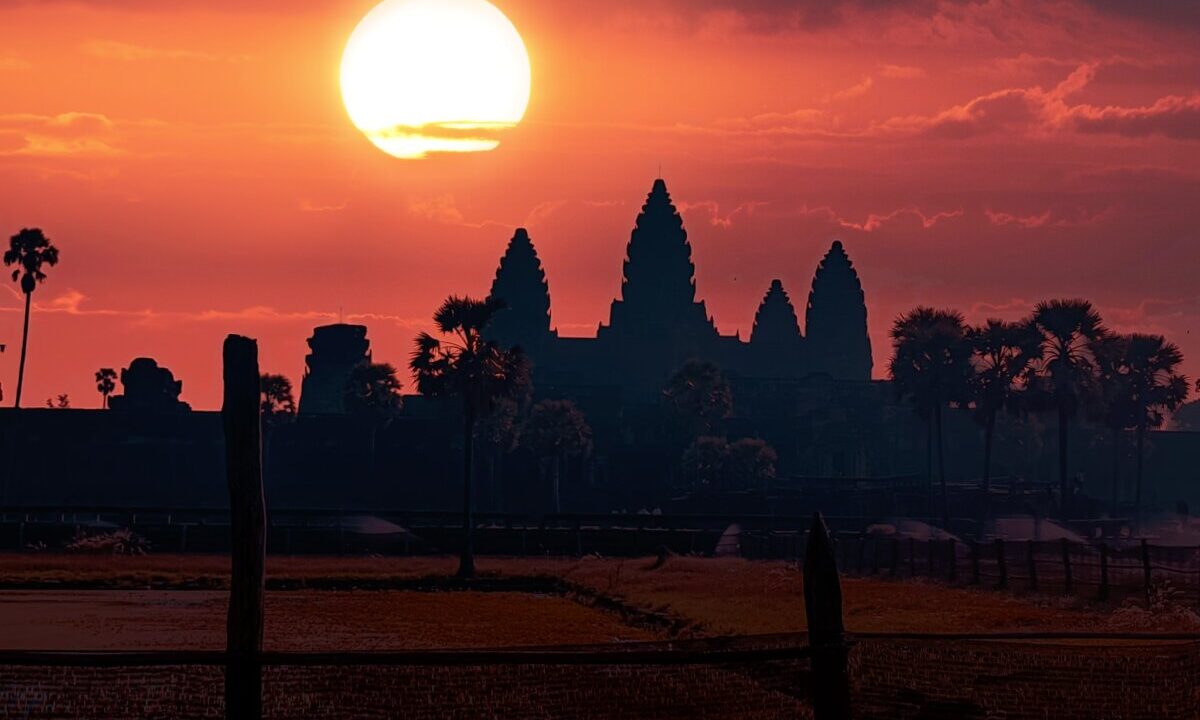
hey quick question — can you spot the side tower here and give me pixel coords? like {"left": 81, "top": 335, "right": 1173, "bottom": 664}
{"left": 298, "top": 324, "right": 371, "bottom": 414}
{"left": 805, "top": 241, "right": 872, "bottom": 380}
{"left": 485, "top": 228, "right": 555, "bottom": 357}
{"left": 749, "top": 279, "right": 806, "bottom": 376}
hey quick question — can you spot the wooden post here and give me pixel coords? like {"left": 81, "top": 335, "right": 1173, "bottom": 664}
{"left": 927, "top": 538, "right": 936, "bottom": 578}
{"left": 804, "top": 512, "right": 853, "bottom": 719}
{"left": 995, "top": 539, "right": 1007, "bottom": 589}
{"left": 222, "top": 335, "right": 265, "bottom": 720}
{"left": 890, "top": 538, "right": 900, "bottom": 576}
{"left": 908, "top": 537, "right": 916, "bottom": 577}
{"left": 1141, "top": 539, "right": 1152, "bottom": 601}
{"left": 970, "top": 539, "right": 980, "bottom": 585}
{"left": 1098, "top": 543, "right": 1110, "bottom": 601}
{"left": 1027, "top": 540, "right": 1038, "bottom": 591}
{"left": 1061, "top": 538, "right": 1072, "bottom": 594}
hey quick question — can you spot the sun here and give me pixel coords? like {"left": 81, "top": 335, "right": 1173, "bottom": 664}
{"left": 340, "top": 0, "right": 531, "bottom": 159}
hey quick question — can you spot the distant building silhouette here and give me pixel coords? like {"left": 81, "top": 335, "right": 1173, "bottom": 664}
{"left": 107, "top": 358, "right": 190, "bottom": 412}
{"left": 298, "top": 324, "right": 371, "bottom": 414}
{"left": 484, "top": 178, "right": 873, "bottom": 400}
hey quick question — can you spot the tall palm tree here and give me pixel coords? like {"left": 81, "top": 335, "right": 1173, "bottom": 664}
{"left": 1028, "top": 299, "right": 1105, "bottom": 520}
{"left": 889, "top": 307, "right": 972, "bottom": 526}
{"left": 1121, "top": 334, "right": 1188, "bottom": 522}
{"left": 520, "top": 399, "right": 593, "bottom": 513}
{"left": 4, "top": 228, "right": 60, "bottom": 408}
{"left": 966, "top": 320, "right": 1041, "bottom": 501}
{"left": 411, "top": 296, "right": 528, "bottom": 579}
{"left": 95, "top": 368, "right": 117, "bottom": 409}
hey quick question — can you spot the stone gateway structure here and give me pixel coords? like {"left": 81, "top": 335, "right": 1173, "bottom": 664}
{"left": 484, "top": 178, "right": 873, "bottom": 402}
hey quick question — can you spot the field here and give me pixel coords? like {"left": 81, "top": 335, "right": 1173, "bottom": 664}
{"left": 1, "top": 553, "right": 1198, "bottom": 719}
{"left": 0, "top": 553, "right": 1193, "bottom": 641}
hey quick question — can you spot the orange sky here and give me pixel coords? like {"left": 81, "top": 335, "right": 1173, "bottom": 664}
{"left": 2, "top": 0, "right": 1199, "bottom": 409}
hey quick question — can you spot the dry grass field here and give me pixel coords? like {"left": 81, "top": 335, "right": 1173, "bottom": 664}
{"left": 0, "top": 552, "right": 1191, "bottom": 643}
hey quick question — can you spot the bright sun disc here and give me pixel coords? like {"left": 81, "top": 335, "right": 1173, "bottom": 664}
{"left": 340, "top": 0, "right": 531, "bottom": 159}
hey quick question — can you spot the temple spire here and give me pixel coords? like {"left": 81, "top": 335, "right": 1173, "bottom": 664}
{"left": 751, "top": 279, "right": 803, "bottom": 345}
{"left": 605, "top": 178, "right": 715, "bottom": 340}
{"left": 805, "top": 240, "right": 872, "bottom": 380}
{"left": 486, "top": 228, "right": 553, "bottom": 353}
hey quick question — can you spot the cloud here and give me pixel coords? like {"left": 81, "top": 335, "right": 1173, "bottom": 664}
{"left": 81, "top": 40, "right": 250, "bottom": 63}
{"left": 795, "top": 204, "right": 963, "bottom": 233}
{"left": 0, "top": 288, "right": 425, "bottom": 329}
{"left": 876, "top": 62, "right": 1200, "bottom": 141}
{"left": 1068, "top": 94, "right": 1200, "bottom": 140}
{"left": 0, "top": 112, "right": 121, "bottom": 156}
{"left": 826, "top": 76, "right": 874, "bottom": 103}
{"left": 677, "top": 199, "right": 769, "bottom": 228}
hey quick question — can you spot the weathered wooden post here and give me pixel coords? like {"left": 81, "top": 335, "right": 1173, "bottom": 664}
{"left": 1061, "top": 538, "right": 1072, "bottom": 594}
{"left": 1098, "top": 543, "right": 1110, "bottom": 601}
{"left": 223, "top": 335, "right": 266, "bottom": 720}
{"left": 804, "top": 512, "right": 853, "bottom": 719}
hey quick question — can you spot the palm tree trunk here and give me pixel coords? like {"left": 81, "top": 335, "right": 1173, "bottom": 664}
{"left": 1110, "top": 426, "right": 1121, "bottom": 511}
{"left": 935, "top": 403, "right": 948, "bottom": 527}
{"left": 982, "top": 411, "right": 995, "bottom": 521}
{"left": 458, "top": 405, "right": 476, "bottom": 579}
{"left": 14, "top": 291, "right": 31, "bottom": 409}
{"left": 1057, "top": 404, "right": 1070, "bottom": 520}
{"left": 1134, "top": 423, "right": 1146, "bottom": 527}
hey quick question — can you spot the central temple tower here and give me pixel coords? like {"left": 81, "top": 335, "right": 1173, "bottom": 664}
{"left": 600, "top": 178, "right": 718, "bottom": 344}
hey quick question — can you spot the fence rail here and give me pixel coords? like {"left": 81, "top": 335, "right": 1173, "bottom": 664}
{"left": 739, "top": 530, "right": 1200, "bottom": 604}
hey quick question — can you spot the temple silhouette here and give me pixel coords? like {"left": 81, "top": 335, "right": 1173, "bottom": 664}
{"left": 300, "top": 178, "right": 874, "bottom": 412}
{"left": 487, "top": 179, "right": 872, "bottom": 398}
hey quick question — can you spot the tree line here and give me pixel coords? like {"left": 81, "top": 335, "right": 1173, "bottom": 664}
{"left": 888, "top": 298, "right": 1190, "bottom": 525}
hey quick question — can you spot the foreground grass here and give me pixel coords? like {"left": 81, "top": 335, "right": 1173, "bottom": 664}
{"left": 1, "top": 553, "right": 1190, "bottom": 636}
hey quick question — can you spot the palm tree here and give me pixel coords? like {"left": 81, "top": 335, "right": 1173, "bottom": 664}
{"left": 4, "top": 228, "right": 60, "bottom": 408}
{"left": 343, "top": 363, "right": 403, "bottom": 418}
{"left": 1121, "top": 334, "right": 1188, "bottom": 522}
{"left": 889, "top": 307, "right": 972, "bottom": 526}
{"left": 520, "top": 399, "right": 593, "bottom": 513}
{"left": 410, "top": 296, "right": 529, "bottom": 579}
{"left": 260, "top": 373, "right": 297, "bottom": 427}
{"left": 95, "top": 368, "right": 117, "bottom": 409}
{"left": 966, "top": 320, "right": 1041, "bottom": 502}
{"left": 1088, "top": 333, "right": 1136, "bottom": 509}
{"left": 663, "top": 359, "right": 733, "bottom": 439}
{"left": 1028, "top": 299, "right": 1106, "bottom": 520}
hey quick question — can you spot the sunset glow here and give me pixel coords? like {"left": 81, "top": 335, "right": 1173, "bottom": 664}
{"left": 339, "top": 0, "right": 531, "bottom": 158}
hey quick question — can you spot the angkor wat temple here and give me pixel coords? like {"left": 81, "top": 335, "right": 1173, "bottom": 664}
{"left": 485, "top": 178, "right": 872, "bottom": 400}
